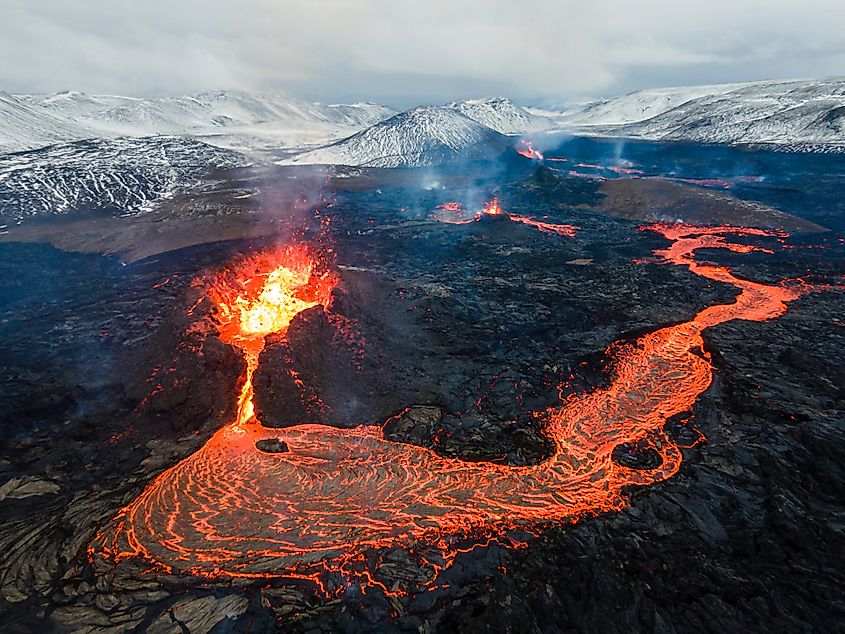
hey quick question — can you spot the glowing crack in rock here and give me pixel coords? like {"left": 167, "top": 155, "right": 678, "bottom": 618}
{"left": 91, "top": 224, "right": 820, "bottom": 596}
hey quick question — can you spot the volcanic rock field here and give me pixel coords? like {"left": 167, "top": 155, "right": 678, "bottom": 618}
{"left": 0, "top": 139, "right": 843, "bottom": 633}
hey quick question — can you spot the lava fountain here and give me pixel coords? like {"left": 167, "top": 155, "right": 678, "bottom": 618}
{"left": 204, "top": 245, "right": 337, "bottom": 430}
{"left": 91, "top": 225, "right": 821, "bottom": 596}
{"left": 516, "top": 139, "right": 544, "bottom": 161}
{"left": 433, "top": 198, "right": 578, "bottom": 237}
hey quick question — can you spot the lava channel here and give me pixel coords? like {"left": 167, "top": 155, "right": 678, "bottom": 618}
{"left": 91, "top": 224, "right": 821, "bottom": 596}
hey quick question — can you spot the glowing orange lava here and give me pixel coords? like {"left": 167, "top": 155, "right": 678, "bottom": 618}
{"left": 433, "top": 198, "right": 578, "bottom": 237}
{"left": 204, "top": 246, "right": 337, "bottom": 430}
{"left": 508, "top": 214, "right": 578, "bottom": 238}
{"left": 516, "top": 139, "right": 544, "bottom": 161}
{"left": 91, "top": 225, "right": 821, "bottom": 597}
{"left": 481, "top": 197, "right": 506, "bottom": 216}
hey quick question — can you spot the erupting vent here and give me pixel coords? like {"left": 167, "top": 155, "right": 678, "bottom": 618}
{"left": 91, "top": 226, "right": 816, "bottom": 597}
{"left": 516, "top": 139, "right": 544, "bottom": 161}
{"left": 434, "top": 197, "right": 579, "bottom": 237}
{"left": 204, "top": 246, "right": 337, "bottom": 429}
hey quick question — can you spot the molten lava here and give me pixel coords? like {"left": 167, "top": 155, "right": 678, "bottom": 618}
{"left": 433, "top": 198, "right": 578, "bottom": 237}
{"left": 516, "top": 139, "right": 544, "bottom": 161}
{"left": 663, "top": 175, "right": 765, "bottom": 190}
{"left": 507, "top": 214, "right": 578, "bottom": 238}
{"left": 570, "top": 161, "right": 645, "bottom": 177}
{"left": 481, "top": 197, "right": 506, "bottom": 216}
{"left": 432, "top": 201, "right": 476, "bottom": 224}
{"left": 92, "top": 225, "right": 823, "bottom": 597}
{"left": 560, "top": 159, "right": 764, "bottom": 188}
{"left": 204, "top": 246, "right": 336, "bottom": 431}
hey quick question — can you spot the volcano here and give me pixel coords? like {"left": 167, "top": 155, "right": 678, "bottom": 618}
{"left": 290, "top": 106, "right": 510, "bottom": 167}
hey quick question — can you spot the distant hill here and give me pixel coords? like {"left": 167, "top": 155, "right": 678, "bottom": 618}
{"left": 0, "top": 90, "right": 397, "bottom": 154}
{"left": 0, "top": 136, "right": 248, "bottom": 223}
{"left": 556, "top": 77, "right": 845, "bottom": 152}
{"left": 445, "top": 97, "right": 549, "bottom": 134}
{"left": 289, "top": 106, "right": 510, "bottom": 167}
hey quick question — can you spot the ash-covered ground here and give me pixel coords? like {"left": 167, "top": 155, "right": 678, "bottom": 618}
{"left": 0, "top": 141, "right": 843, "bottom": 633}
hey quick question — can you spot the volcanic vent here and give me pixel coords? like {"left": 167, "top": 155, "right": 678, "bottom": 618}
{"left": 433, "top": 197, "right": 578, "bottom": 237}
{"left": 203, "top": 246, "right": 337, "bottom": 431}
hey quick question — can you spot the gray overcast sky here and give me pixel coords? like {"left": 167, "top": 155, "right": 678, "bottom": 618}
{"left": 3, "top": 0, "right": 844, "bottom": 107}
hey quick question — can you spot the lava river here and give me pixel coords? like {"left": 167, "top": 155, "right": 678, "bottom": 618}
{"left": 92, "top": 224, "right": 817, "bottom": 595}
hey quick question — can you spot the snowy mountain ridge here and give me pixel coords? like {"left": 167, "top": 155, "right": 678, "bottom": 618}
{"left": 3, "top": 77, "right": 844, "bottom": 168}
{"left": 289, "top": 106, "right": 509, "bottom": 167}
{"left": 0, "top": 91, "right": 94, "bottom": 153}
{"left": 444, "top": 97, "right": 549, "bottom": 135}
{"left": 556, "top": 77, "right": 845, "bottom": 150}
{"left": 560, "top": 82, "right": 753, "bottom": 127}
{"left": 1, "top": 90, "right": 398, "bottom": 155}
{"left": 67, "top": 90, "right": 397, "bottom": 136}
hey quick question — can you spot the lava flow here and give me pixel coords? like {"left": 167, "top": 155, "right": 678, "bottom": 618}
{"left": 433, "top": 198, "right": 578, "bottom": 237}
{"left": 92, "top": 224, "right": 820, "bottom": 596}
{"left": 572, "top": 161, "right": 645, "bottom": 177}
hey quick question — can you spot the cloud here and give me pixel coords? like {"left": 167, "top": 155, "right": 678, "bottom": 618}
{"left": 2, "top": 0, "right": 844, "bottom": 105}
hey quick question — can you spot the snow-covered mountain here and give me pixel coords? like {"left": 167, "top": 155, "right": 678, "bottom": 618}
{"left": 289, "top": 106, "right": 509, "bottom": 167}
{"left": 15, "top": 91, "right": 139, "bottom": 119}
{"left": 558, "top": 77, "right": 845, "bottom": 150}
{"left": 1, "top": 90, "right": 397, "bottom": 155}
{"left": 560, "top": 83, "right": 749, "bottom": 127}
{"left": 0, "top": 92, "right": 93, "bottom": 153}
{"left": 0, "top": 136, "right": 248, "bottom": 223}
{"left": 445, "top": 97, "right": 549, "bottom": 134}
{"left": 68, "top": 90, "right": 396, "bottom": 136}
{"left": 4, "top": 78, "right": 843, "bottom": 175}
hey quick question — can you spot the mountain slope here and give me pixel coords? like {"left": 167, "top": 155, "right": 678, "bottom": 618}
{"left": 290, "top": 106, "right": 509, "bottom": 167}
{"left": 0, "top": 92, "right": 92, "bottom": 153}
{"left": 0, "top": 136, "right": 248, "bottom": 223}
{"left": 561, "top": 77, "right": 845, "bottom": 150}
{"left": 445, "top": 97, "right": 548, "bottom": 134}
{"left": 2, "top": 90, "right": 397, "bottom": 155}
{"left": 69, "top": 90, "right": 396, "bottom": 136}
{"left": 561, "top": 83, "right": 749, "bottom": 127}
{"left": 16, "top": 91, "right": 140, "bottom": 119}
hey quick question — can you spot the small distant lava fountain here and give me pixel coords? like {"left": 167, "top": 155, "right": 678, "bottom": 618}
{"left": 516, "top": 139, "right": 544, "bottom": 161}
{"left": 434, "top": 197, "right": 578, "bottom": 237}
{"left": 481, "top": 197, "right": 506, "bottom": 216}
{"left": 90, "top": 223, "right": 829, "bottom": 598}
